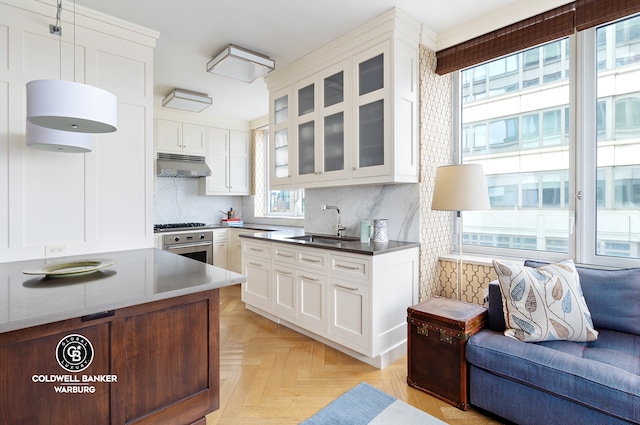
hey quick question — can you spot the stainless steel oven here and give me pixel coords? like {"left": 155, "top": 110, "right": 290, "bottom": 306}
{"left": 162, "top": 231, "right": 213, "bottom": 265}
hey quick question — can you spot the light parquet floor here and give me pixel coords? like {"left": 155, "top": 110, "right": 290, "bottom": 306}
{"left": 207, "top": 284, "right": 503, "bottom": 425}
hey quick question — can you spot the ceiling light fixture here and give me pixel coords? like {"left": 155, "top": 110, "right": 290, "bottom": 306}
{"left": 26, "top": 121, "right": 93, "bottom": 153}
{"left": 26, "top": 0, "right": 117, "bottom": 137}
{"left": 207, "top": 44, "right": 275, "bottom": 83}
{"left": 162, "top": 89, "right": 213, "bottom": 113}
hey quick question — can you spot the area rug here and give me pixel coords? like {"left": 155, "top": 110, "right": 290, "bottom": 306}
{"left": 300, "top": 382, "right": 448, "bottom": 424}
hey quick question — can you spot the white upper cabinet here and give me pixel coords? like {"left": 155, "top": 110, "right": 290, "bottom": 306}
{"left": 200, "top": 128, "right": 250, "bottom": 195}
{"left": 269, "top": 87, "right": 294, "bottom": 187}
{"left": 352, "top": 43, "right": 391, "bottom": 180}
{"left": 156, "top": 119, "right": 206, "bottom": 155}
{"left": 266, "top": 8, "right": 419, "bottom": 189}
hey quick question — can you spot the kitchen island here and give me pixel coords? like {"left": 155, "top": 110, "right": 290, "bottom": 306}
{"left": 0, "top": 248, "right": 245, "bottom": 425}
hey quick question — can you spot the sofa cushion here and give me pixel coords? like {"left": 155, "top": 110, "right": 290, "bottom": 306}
{"left": 493, "top": 259, "right": 598, "bottom": 342}
{"left": 467, "top": 329, "right": 640, "bottom": 423}
{"left": 525, "top": 260, "right": 640, "bottom": 336}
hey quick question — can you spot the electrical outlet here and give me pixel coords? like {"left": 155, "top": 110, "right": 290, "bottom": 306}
{"left": 45, "top": 245, "right": 67, "bottom": 257}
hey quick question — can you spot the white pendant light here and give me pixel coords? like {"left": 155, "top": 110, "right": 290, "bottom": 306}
{"left": 27, "top": 79, "right": 117, "bottom": 133}
{"left": 26, "top": 0, "right": 117, "bottom": 136}
{"left": 26, "top": 120, "right": 93, "bottom": 153}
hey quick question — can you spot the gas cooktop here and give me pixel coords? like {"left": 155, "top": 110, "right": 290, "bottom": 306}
{"left": 153, "top": 222, "right": 207, "bottom": 233}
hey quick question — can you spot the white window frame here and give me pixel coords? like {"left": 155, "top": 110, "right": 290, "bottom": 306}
{"left": 457, "top": 24, "right": 639, "bottom": 268}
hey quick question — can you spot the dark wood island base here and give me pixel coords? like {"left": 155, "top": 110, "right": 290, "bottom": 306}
{"left": 1, "top": 290, "right": 220, "bottom": 425}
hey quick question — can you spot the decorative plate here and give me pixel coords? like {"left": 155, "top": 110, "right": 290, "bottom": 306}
{"left": 23, "top": 259, "right": 116, "bottom": 277}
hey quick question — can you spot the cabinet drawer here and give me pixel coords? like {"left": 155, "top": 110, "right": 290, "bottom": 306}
{"left": 213, "top": 229, "right": 228, "bottom": 242}
{"left": 330, "top": 255, "right": 370, "bottom": 281}
{"left": 243, "top": 241, "right": 272, "bottom": 259}
{"left": 297, "top": 249, "right": 328, "bottom": 271}
{"left": 273, "top": 245, "right": 296, "bottom": 264}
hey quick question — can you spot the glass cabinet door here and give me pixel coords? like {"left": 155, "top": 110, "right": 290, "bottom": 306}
{"left": 359, "top": 54, "right": 384, "bottom": 96}
{"left": 324, "top": 112, "right": 344, "bottom": 172}
{"left": 270, "top": 88, "right": 293, "bottom": 185}
{"left": 353, "top": 43, "right": 390, "bottom": 177}
{"left": 274, "top": 95, "right": 289, "bottom": 125}
{"left": 273, "top": 127, "right": 289, "bottom": 178}
{"left": 358, "top": 100, "right": 383, "bottom": 167}
{"left": 295, "top": 79, "right": 317, "bottom": 179}
{"left": 358, "top": 53, "right": 384, "bottom": 168}
{"left": 324, "top": 71, "right": 344, "bottom": 107}
{"left": 320, "top": 65, "right": 348, "bottom": 179}
{"left": 298, "top": 121, "right": 315, "bottom": 175}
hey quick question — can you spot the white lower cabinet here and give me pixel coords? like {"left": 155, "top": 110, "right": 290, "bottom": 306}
{"left": 212, "top": 229, "right": 228, "bottom": 269}
{"left": 241, "top": 238, "right": 418, "bottom": 369}
{"left": 329, "top": 278, "right": 370, "bottom": 353}
{"left": 297, "top": 270, "right": 328, "bottom": 334}
{"left": 231, "top": 229, "right": 256, "bottom": 273}
{"left": 241, "top": 240, "right": 273, "bottom": 310}
{"left": 273, "top": 265, "right": 297, "bottom": 321}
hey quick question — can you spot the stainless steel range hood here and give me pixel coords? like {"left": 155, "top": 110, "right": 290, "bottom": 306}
{"left": 157, "top": 153, "right": 211, "bottom": 178}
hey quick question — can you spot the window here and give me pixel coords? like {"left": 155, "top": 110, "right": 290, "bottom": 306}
{"left": 268, "top": 189, "right": 305, "bottom": 216}
{"left": 253, "top": 128, "right": 305, "bottom": 218}
{"left": 594, "top": 15, "right": 640, "bottom": 263}
{"left": 459, "top": 14, "right": 640, "bottom": 265}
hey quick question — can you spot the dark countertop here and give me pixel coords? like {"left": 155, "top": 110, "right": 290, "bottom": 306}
{"left": 238, "top": 228, "right": 420, "bottom": 255}
{"left": 0, "top": 248, "right": 246, "bottom": 333}
{"left": 153, "top": 223, "right": 419, "bottom": 255}
{"left": 153, "top": 223, "right": 304, "bottom": 234}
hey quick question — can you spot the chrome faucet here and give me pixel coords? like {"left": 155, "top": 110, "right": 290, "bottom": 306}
{"left": 322, "top": 205, "right": 346, "bottom": 238}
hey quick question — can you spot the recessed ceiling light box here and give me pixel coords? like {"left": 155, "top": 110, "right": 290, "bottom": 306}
{"left": 207, "top": 44, "right": 275, "bottom": 83}
{"left": 162, "top": 89, "right": 213, "bottom": 113}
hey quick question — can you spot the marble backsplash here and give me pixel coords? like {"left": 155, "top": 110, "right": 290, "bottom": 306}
{"left": 155, "top": 178, "right": 420, "bottom": 243}
{"left": 304, "top": 184, "right": 420, "bottom": 242}
{"left": 154, "top": 178, "right": 243, "bottom": 225}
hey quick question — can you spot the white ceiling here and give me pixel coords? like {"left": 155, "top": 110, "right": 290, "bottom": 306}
{"left": 72, "top": 0, "right": 567, "bottom": 122}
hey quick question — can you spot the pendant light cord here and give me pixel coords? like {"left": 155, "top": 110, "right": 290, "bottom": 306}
{"left": 73, "top": 0, "right": 76, "bottom": 83}
{"left": 56, "top": 0, "right": 62, "bottom": 80}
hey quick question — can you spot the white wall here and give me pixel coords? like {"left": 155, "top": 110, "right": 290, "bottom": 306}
{"left": 0, "top": 1, "right": 158, "bottom": 262}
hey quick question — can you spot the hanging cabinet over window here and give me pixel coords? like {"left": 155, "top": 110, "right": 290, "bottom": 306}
{"left": 266, "top": 8, "right": 419, "bottom": 189}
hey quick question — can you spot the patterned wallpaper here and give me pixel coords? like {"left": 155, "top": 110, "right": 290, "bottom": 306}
{"left": 418, "top": 46, "right": 496, "bottom": 306}
{"left": 418, "top": 46, "right": 454, "bottom": 300}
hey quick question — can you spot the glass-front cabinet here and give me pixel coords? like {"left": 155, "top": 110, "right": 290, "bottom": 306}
{"left": 293, "top": 61, "right": 351, "bottom": 184}
{"left": 352, "top": 42, "right": 391, "bottom": 179}
{"left": 295, "top": 76, "right": 318, "bottom": 183}
{"left": 266, "top": 9, "right": 418, "bottom": 189}
{"left": 320, "top": 61, "right": 350, "bottom": 181}
{"left": 270, "top": 87, "right": 293, "bottom": 186}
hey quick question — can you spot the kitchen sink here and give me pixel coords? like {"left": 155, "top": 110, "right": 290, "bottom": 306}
{"left": 286, "top": 234, "right": 359, "bottom": 245}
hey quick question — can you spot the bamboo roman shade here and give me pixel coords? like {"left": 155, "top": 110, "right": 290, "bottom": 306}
{"left": 575, "top": 0, "right": 640, "bottom": 31}
{"left": 436, "top": 0, "right": 640, "bottom": 75}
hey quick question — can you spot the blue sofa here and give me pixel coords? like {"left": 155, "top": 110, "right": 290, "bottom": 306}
{"left": 466, "top": 261, "right": 640, "bottom": 425}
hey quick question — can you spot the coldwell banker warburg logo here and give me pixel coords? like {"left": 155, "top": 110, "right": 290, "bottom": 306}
{"left": 31, "top": 334, "right": 118, "bottom": 394}
{"left": 56, "top": 334, "right": 94, "bottom": 372}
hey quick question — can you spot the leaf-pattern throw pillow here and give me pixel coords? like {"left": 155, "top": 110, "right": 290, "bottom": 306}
{"left": 493, "top": 259, "right": 598, "bottom": 342}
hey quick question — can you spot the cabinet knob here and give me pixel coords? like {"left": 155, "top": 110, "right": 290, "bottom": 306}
{"left": 174, "top": 236, "right": 180, "bottom": 242}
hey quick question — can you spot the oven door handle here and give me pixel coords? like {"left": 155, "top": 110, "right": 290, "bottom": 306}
{"left": 165, "top": 242, "right": 212, "bottom": 250}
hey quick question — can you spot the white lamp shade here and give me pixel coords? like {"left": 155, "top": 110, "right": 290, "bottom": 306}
{"left": 26, "top": 121, "right": 93, "bottom": 153}
{"left": 26, "top": 79, "right": 118, "bottom": 133}
{"left": 207, "top": 44, "right": 275, "bottom": 83}
{"left": 431, "top": 164, "right": 491, "bottom": 211}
